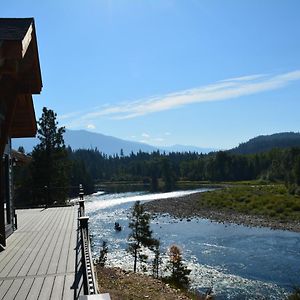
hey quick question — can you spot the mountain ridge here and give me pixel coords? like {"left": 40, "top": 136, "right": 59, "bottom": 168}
{"left": 229, "top": 132, "right": 300, "bottom": 154}
{"left": 12, "top": 130, "right": 300, "bottom": 156}
{"left": 12, "top": 129, "right": 214, "bottom": 155}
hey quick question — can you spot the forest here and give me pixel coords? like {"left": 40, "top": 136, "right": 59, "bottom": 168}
{"left": 14, "top": 108, "right": 300, "bottom": 206}
{"left": 15, "top": 144, "right": 300, "bottom": 207}
{"left": 68, "top": 146, "right": 300, "bottom": 191}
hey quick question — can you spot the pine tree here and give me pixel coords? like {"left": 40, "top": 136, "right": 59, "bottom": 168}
{"left": 128, "top": 201, "right": 157, "bottom": 272}
{"left": 98, "top": 241, "right": 108, "bottom": 267}
{"left": 149, "top": 161, "right": 159, "bottom": 192}
{"left": 152, "top": 240, "right": 161, "bottom": 279}
{"left": 166, "top": 245, "right": 191, "bottom": 289}
{"left": 30, "top": 107, "right": 70, "bottom": 205}
{"left": 294, "top": 156, "right": 300, "bottom": 186}
{"left": 161, "top": 158, "right": 176, "bottom": 191}
{"left": 17, "top": 146, "right": 25, "bottom": 154}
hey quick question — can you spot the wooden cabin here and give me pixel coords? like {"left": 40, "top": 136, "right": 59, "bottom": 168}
{"left": 0, "top": 18, "right": 42, "bottom": 249}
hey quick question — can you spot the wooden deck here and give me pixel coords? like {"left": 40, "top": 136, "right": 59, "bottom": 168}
{"left": 0, "top": 206, "right": 84, "bottom": 300}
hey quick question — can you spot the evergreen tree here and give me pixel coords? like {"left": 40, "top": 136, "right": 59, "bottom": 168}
{"left": 165, "top": 245, "right": 191, "bottom": 289}
{"left": 69, "top": 158, "right": 94, "bottom": 196}
{"left": 128, "top": 201, "right": 157, "bottom": 272}
{"left": 294, "top": 156, "right": 300, "bottom": 186}
{"left": 30, "top": 107, "right": 70, "bottom": 205}
{"left": 98, "top": 241, "right": 108, "bottom": 267}
{"left": 150, "top": 161, "right": 159, "bottom": 192}
{"left": 161, "top": 158, "right": 176, "bottom": 191}
{"left": 152, "top": 240, "right": 161, "bottom": 279}
{"left": 17, "top": 146, "right": 25, "bottom": 154}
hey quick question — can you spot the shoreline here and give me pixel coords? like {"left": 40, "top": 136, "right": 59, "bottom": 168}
{"left": 96, "top": 266, "right": 199, "bottom": 300}
{"left": 143, "top": 192, "right": 300, "bottom": 233}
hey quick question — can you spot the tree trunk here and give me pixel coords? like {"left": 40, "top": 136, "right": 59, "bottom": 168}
{"left": 133, "top": 247, "right": 137, "bottom": 273}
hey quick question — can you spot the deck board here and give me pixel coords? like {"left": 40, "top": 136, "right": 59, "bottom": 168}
{"left": 14, "top": 278, "right": 34, "bottom": 300}
{"left": 48, "top": 208, "right": 72, "bottom": 275}
{"left": 5, "top": 210, "right": 60, "bottom": 277}
{"left": 38, "top": 276, "right": 55, "bottom": 300}
{"left": 66, "top": 214, "right": 77, "bottom": 273}
{"left": 2, "top": 278, "right": 23, "bottom": 300}
{"left": 0, "top": 209, "right": 53, "bottom": 270}
{"left": 35, "top": 209, "right": 68, "bottom": 275}
{"left": 26, "top": 277, "right": 44, "bottom": 300}
{"left": 63, "top": 274, "right": 76, "bottom": 300}
{"left": 50, "top": 275, "right": 64, "bottom": 300}
{"left": 0, "top": 206, "right": 84, "bottom": 300}
{"left": 26, "top": 210, "right": 63, "bottom": 276}
{"left": 0, "top": 279, "right": 13, "bottom": 298}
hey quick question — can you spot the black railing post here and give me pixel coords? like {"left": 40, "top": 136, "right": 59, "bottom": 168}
{"left": 14, "top": 212, "right": 17, "bottom": 230}
{"left": 79, "top": 216, "right": 89, "bottom": 233}
{"left": 78, "top": 200, "right": 85, "bottom": 217}
{"left": 78, "top": 184, "right": 85, "bottom": 217}
{"left": 79, "top": 183, "right": 84, "bottom": 200}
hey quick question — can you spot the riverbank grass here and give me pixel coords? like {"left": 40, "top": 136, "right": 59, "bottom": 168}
{"left": 198, "top": 184, "right": 300, "bottom": 221}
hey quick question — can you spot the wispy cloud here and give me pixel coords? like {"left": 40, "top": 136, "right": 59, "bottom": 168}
{"left": 141, "top": 133, "right": 150, "bottom": 138}
{"left": 58, "top": 111, "right": 83, "bottom": 120}
{"left": 87, "top": 124, "right": 96, "bottom": 130}
{"left": 61, "top": 70, "right": 300, "bottom": 126}
{"left": 220, "top": 74, "right": 268, "bottom": 82}
{"left": 154, "top": 137, "right": 164, "bottom": 142}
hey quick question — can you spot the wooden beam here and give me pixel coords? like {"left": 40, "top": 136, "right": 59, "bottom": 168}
{"left": 0, "top": 74, "right": 16, "bottom": 96}
{"left": 0, "top": 59, "right": 19, "bottom": 75}
{"left": 0, "top": 24, "right": 42, "bottom": 94}
{"left": 0, "top": 24, "right": 34, "bottom": 61}
{"left": 1, "top": 40, "right": 22, "bottom": 60}
{"left": 30, "top": 27, "right": 43, "bottom": 91}
{"left": 10, "top": 94, "right": 37, "bottom": 138}
{"left": 22, "top": 24, "right": 33, "bottom": 58}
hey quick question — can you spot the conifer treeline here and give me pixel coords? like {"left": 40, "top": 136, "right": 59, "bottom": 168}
{"left": 15, "top": 145, "right": 300, "bottom": 207}
{"left": 69, "top": 146, "right": 300, "bottom": 192}
{"left": 14, "top": 107, "right": 300, "bottom": 206}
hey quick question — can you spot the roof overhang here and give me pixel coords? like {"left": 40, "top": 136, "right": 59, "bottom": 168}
{"left": 0, "top": 18, "right": 43, "bottom": 138}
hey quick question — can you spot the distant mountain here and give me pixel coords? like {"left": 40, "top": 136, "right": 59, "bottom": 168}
{"left": 230, "top": 132, "right": 300, "bottom": 154}
{"left": 12, "top": 129, "right": 213, "bottom": 155}
{"left": 12, "top": 130, "right": 157, "bottom": 155}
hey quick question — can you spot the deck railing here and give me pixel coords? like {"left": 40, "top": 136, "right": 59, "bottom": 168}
{"left": 78, "top": 184, "right": 99, "bottom": 296}
{"left": 78, "top": 185, "right": 111, "bottom": 300}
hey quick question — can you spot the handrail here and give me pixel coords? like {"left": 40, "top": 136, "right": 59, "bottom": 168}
{"left": 79, "top": 217, "right": 98, "bottom": 295}
{"left": 78, "top": 184, "right": 98, "bottom": 295}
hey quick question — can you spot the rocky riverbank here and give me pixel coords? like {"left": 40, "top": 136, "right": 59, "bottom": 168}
{"left": 96, "top": 266, "right": 199, "bottom": 300}
{"left": 143, "top": 192, "right": 300, "bottom": 232}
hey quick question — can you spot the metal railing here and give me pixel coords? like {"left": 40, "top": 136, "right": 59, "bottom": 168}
{"left": 78, "top": 184, "right": 98, "bottom": 296}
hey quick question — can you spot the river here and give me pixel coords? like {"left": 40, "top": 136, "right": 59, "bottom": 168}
{"left": 84, "top": 189, "right": 300, "bottom": 299}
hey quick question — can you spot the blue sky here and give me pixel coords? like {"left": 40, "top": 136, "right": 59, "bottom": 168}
{"left": 3, "top": 0, "right": 300, "bottom": 149}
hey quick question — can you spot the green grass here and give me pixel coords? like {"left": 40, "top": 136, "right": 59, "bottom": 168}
{"left": 197, "top": 184, "right": 300, "bottom": 221}
{"left": 176, "top": 180, "right": 224, "bottom": 189}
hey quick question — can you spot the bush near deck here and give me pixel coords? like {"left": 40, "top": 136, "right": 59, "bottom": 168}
{"left": 197, "top": 184, "right": 300, "bottom": 221}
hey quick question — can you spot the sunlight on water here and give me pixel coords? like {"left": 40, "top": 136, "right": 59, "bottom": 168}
{"left": 86, "top": 190, "right": 299, "bottom": 299}
{"left": 85, "top": 189, "right": 208, "bottom": 211}
{"left": 92, "top": 191, "right": 106, "bottom": 196}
